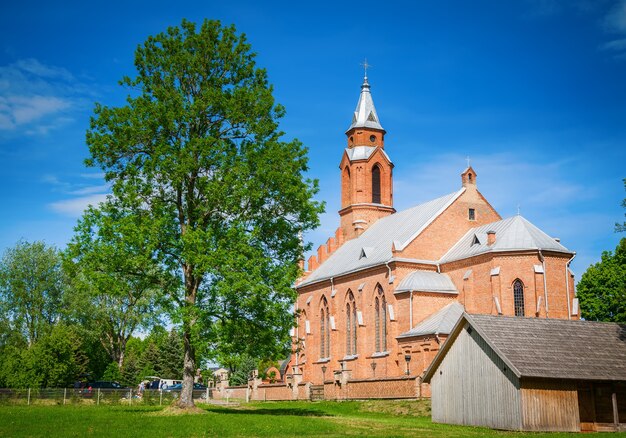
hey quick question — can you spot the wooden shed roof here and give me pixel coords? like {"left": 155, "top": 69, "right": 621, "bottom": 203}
{"left": 423, "top": 313, "right": 626, "bottom": 383}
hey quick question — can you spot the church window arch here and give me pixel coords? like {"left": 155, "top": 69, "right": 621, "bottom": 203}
{"left": 320, "top": 296, "right": 330, "bottom": 359}
{"left": 372, "top": 165, "right": 381, "bottom": 204}
{"left": 513, "top": 279, "right": 525, "bottom": 317}
{"left": 374, "top": 285, "right": 387, "bottom": 352}
{"left": 346, "top": 291, "right": 357, "bottom": 356}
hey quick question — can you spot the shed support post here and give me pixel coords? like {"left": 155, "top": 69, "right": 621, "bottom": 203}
{"left": 613, "top": 391, "right": 619, "bottom": 431}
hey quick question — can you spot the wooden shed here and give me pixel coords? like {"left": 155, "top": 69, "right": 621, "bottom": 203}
{"left": 422, "top": 314, "right": 626, "bottom": 432}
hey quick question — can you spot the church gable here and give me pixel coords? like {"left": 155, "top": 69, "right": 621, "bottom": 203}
{"left": 397, "top": 186, "right": 501, "bottom": 261}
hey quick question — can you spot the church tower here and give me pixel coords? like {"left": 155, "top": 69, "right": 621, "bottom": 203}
{"left": 339, "top": 74, "right": 395, "bottom": 240}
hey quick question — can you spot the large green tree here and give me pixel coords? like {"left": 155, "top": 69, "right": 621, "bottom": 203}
{"left": 85, "top": 19, "right": 322, "bottom": 407}
{"left": 0, "top": 241, "right": 64, "bottom": 346}
{"left": 577, "top": 238, "right": 626, "bottom": 322}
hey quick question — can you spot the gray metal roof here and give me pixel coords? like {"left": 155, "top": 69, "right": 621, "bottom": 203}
{"left": 397, "top": 302, "right": 464, "bottom": 339}
{"left": 344, "top": 146, "right": 392, "bottom": 164}
{"left": 439, "top": 215, "right": 572, "bottom": 263}
{"left": 298, "top": 189, "right": 464, "bottom": 287}
{"left": 346, "top": 146, "right": 376, "bottom": 161}
{"left": 424, "top": 314, "right": 626, "bottom": 383}
{"left": 347, "top": 76, "right": 384, "bottom": 132}
{"left": 395, "top": 271, "right": 458, "bottom": 294}
{"left": 468, "top": 314, "right": 626, "bottom": 381}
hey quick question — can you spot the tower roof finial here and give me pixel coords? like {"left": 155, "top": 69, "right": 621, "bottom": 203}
{"left": 347, "top": 59, "right": 384, "bottom": 132}
{"left": 360, "top": 58, "right": 371, "bottom": 81}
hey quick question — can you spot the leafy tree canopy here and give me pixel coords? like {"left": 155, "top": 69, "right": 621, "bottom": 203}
{"left": 577, "top": 238, "right": 626, "bottom": 323}
{"left": 0, "top": 241, "right": 64, "bottom": 346}
{"left": 85, "top": 19, "right": 322, "bottom": 406}
{"left": 64, "top": 202, "right": 168, "bottom": 368}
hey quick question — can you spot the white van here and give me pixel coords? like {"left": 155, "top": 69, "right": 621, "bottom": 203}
{"left": 143, "top": 376, "right": 182, "bottom": 390}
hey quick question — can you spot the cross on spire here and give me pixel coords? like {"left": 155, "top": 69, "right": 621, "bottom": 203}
{"left": 360, "top": 58, "right": 371, "bottom": 79}
{"left": 466, "top": 156, "right": 471, "bottom": 168}
{"left": 517, "top": 204, "right": 521, "bottom": 216}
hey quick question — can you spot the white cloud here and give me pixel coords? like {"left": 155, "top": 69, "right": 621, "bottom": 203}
{"left": 13, "top": 59, "right": 74, "bottom": 81}
{"left": 601, "top": 38, "right": 626, "bottom": 51}
{"left": 599, "top": 1, "right": 626, "bottom": 60}
{"left": 393, "top": 152, "right": 589, "bottom": 215}
{"left": 49, "top": 194, "right": 109, "bottom": 217}
{"left": 68, "top": 184, "right": 111, "bottom": 195}
{"left": 80, "top": 172, "right": 106, "bottom": 180}
{"left": 0, "top": 58, "right": 92, "bottom": 135}
{"left": 604, "top": 0, "right": 626, "bottom": 33}
{"left": 45, "top": 173, "right": 110, "bottom": 217}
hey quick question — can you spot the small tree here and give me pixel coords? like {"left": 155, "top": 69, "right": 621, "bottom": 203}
{"left": 0, "top": 241, "right": 64, "bottom": 346}
{"left": 64, "top": 203, "right": 167, "bottom": 369}
{"left": 85, "top": 19, "right": 322, "bottom": 407}
{"left": 577, "top": 238, "right": 626, "bottom": 323}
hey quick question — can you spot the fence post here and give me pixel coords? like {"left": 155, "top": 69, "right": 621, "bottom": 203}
{"left": 63, "top": 388, "right": 67, "bottom": 405}
{"left": 160, "top": 390, "right": 163, "bottom": 406}
{"left": 129, "top": 389, "right": 132, "bottom": 406}
{"left": 27, "top": 388, "right": 31, "bottom": 406}
{"left": 206, "top": 387, "right": 209, "bottom": 402}
{"left": 97, "top": 388, "right": 100, "bottom": 405}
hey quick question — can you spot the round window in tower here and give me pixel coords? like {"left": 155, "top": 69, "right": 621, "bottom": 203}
{"left": 370, "top": 135, "right": 376, "bottom": 143}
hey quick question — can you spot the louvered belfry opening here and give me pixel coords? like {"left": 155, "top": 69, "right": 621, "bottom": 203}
{"left": 372, "top": 165, "right": 381, "bottom": 204}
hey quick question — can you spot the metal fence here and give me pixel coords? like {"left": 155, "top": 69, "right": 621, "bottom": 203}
{"left": 0, "top": 388, "right": 213, "bottom": 406}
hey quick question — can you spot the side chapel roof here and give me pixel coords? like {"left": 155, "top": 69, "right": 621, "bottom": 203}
{"left": 395, "top": 271, "right": 458, "bottom": 294}
{"left": 439, "top": 215, "right": 572, "bottom": 263}
{"left": 397, "top": 302, "right": 464, "bottom": 339}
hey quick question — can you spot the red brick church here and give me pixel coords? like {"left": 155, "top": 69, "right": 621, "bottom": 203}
{"left": 288, "top": 74, "right": 578, "bottom": 394}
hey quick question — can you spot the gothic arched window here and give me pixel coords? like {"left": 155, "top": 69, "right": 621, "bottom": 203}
{"left": 372, "top": 165, "right": 381, "bottom": 204}
{"left": 513, "top": 279, "right": 525, "bottom": 317}
{"left": 374, "top": 285, "right": 387, "bottom": 352}
{"left": 346, "top": 291, "right": 357, "bottom": 356}
{"left": 320, "top": 297, "right": 330, "bottom": 359}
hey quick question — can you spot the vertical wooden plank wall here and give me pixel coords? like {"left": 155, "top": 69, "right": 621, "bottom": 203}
{"left": 431, "top": 324, "right": 522, "bottom": 430}
{"left": 520, "top": 379, "right": 579, "bottom": 432}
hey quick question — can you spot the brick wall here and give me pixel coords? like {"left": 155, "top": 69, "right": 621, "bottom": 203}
{"left": 256, "top": 383, "right": 293, "bottom": 401}
{"left": 323, "top": 376, "right": 419, "bottom": 400}
{"left": 213, "top": 386, "right": 248, "bottom": 400}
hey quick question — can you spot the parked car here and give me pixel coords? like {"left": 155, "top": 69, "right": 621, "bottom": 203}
{"left": 142, "top": 376, "right": 182, "bottom": 390}
{"left": 164, "top": 383, "right": 207, "bottom": 391}
{"left": 163, "top": 382, "right": 210, "bottom": 399}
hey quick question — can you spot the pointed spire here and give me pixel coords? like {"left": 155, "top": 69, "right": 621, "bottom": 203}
{"left": 347, "top": 70, "right": 384, "bottom": 133}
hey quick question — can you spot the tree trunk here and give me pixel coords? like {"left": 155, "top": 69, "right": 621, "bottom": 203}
{"left": 117, "top": 338, "right": 126, "bottom": 369}
{"left": 177, "top": 267, "right": 198, "bottom": 408}
{"left": 177, "top": 328, "right": 196, "bottom": 407}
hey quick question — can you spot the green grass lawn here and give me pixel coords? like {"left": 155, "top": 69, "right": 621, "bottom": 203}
{"left": 0, "top": 400, "right": 624, "bottom": 437}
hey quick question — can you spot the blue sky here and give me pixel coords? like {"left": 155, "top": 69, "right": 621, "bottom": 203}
{"left": 0, "top": 0, "right": 625, "bottom": 278}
